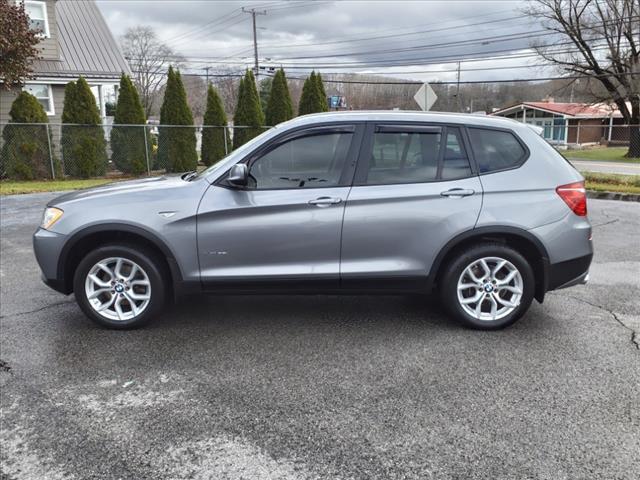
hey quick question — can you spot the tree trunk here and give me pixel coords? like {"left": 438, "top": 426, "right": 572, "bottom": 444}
{"left": 627, "top": 98, "right": 640, "bottom": 159}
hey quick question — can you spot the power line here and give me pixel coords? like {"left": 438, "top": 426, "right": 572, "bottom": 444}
{"left": 134, "top": 69, "right": 640, "bottom": 86}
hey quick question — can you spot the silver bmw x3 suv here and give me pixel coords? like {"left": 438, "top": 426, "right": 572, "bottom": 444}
{"left": 33, "top": 112, "right": 592, "bottom": 330}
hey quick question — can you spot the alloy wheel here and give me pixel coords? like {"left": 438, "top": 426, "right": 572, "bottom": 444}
{"left": 84, "top": 257, "right": 151, "bottom": 321}
{"left": 456, "top": 256, "right": 523, "bottom": 321}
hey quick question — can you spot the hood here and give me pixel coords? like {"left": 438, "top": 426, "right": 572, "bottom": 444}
{"left": 49, "top": 174, "right": 192, "bottom": 206}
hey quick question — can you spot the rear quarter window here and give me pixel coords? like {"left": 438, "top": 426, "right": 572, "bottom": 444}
{"left": 468, "top": 127, "right": 527, "bottom": 173}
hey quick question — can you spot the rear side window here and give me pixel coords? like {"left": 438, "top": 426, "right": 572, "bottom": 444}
{"left": 468, "top": 128, "right": 527, "bottom": 173}
{"left": 442, "top": 127, "right": 472, "bottom": 180}
{"left": 363, "top": 126, "right": 472, "bottom": 185}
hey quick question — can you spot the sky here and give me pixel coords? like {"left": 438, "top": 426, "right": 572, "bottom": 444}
{"left": 95, "top": 0, "right": 557, "bottom": 83}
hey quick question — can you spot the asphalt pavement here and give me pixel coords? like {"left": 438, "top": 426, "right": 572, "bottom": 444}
{"left": 568, "top": 159, "right": 640, "bottom": 175}
{"left": 1, "top": 192, "right": 639, "bottom": 480}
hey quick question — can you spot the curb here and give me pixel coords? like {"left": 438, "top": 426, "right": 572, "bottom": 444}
{"left": 587, "top": 190, "right": 640, "bottom": 202}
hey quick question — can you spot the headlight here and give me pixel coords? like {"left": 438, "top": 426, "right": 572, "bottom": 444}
{"left": 41, "top": 207, "right": 63, "bottom": 230}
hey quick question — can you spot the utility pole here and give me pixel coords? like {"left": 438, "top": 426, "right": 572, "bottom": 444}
{"left": 455, "top": 61, "right": 462, "bottom": 112}
{"left": 242, "top": 7, "right": 266, "bottom": 80}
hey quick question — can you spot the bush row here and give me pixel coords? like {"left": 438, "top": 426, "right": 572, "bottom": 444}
{"left": 0, "top": 68, "right": 326, "bottom": 180}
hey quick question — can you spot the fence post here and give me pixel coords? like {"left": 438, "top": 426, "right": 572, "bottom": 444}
{"left": 223, "top": 126, "right": 228, "bottom": 155}
{"left": 143, "top": 124, "right": 151, "bottom": 176}
{"left": 45, "top": 123, "right": 55, "bottom": 180}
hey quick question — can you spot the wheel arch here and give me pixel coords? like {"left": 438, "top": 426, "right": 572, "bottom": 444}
{"left": 430, "top": 226, "right": 550, "bottom": 302}
{"left": 57, "top": 223, "right": 183, "bottom": 295}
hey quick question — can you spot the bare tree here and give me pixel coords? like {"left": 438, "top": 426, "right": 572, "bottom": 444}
{"left": 120, "top": 26, "right": 183, "bottom": 118}
{"left": 527, "top": 0, "right": 640, "bottom": 157}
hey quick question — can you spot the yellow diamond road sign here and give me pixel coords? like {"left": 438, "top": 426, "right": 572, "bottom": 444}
{"left": 414, "top": 83, "right": 437, "bottom": 111}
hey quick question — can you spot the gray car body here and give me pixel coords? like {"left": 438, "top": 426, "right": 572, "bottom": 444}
{"left": 34, "top": 111, "right": 592, "bottom": 300}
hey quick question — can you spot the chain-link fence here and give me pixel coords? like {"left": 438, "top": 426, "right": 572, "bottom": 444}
{"left": 0, "top": 123, "right": 272, "bottom": 180}
{"left": 1, "top": 121, "right": 638, "bottom": 181}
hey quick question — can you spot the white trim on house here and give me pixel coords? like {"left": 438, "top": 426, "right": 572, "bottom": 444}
{"left": 24, "top": 0, "right": 50, "bottom": 38}
{"left": 23, "top": 82, "right": 54, "bottom": 116}
{"left": 25, "top": 77, "right": 120, "bottom": 85}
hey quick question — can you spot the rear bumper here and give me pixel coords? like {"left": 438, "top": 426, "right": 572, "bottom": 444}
{"left": 547, "top": 253, "right": 592, "bottom": 291}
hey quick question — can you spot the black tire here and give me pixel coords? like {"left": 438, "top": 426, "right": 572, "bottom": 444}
{"left": 73, "top": 244, "right": 166, "bottom": 329}
{"left": 439, "top": 243, "right": 535, "bottom": 330}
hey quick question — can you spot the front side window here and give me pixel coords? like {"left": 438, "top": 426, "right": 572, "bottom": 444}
{"left": 248, "top": 131, "right": 353, "bottom": 189}
{"left": 25, "top": 1, "right": 49, "bottom": 37}
{"left": 468, "top": 127, "right": 527, "bottom": 173}
{"left": 24, "top": 84, "right": 53, "bottom": 115}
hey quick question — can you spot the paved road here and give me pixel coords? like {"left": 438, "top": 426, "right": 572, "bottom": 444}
{"left": 1, "top": 193, "right": 639, "bottom": 480}
{"left": 569, "top": 159, "right": 640, "bottom": 175}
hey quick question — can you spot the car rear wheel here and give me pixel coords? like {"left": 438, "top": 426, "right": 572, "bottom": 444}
{"left": 440, "top": 244, "right": 535, "bottom": 330}
{"left": 73, "top": 245, "right": 165, "bottom": 329}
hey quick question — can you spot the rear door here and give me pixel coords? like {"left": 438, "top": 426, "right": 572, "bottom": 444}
{"left": 340, "top": 123, "right": 483, "bottom": 290}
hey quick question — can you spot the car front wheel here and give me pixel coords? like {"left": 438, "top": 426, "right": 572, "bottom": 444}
{"left": 73, "top": 245, "right": 166, "bottom": 329}
{"left": 440, "top": 244, "right": 535, "bottom": 330}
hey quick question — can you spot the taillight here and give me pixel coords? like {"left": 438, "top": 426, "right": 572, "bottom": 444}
{"left": 556, "top": 181, "right": 587, "bottom": 216}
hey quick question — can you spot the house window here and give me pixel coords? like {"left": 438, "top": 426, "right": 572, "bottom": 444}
{"left": 24, "top": 84, "right": 54, "bottom": 115}
{"left": 24, "top": 1, "right": 50, "bottom": 37}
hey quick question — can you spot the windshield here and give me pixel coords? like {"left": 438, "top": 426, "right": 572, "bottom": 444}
{"left": 196, "top": 127, "right": 276, "bottom": 178}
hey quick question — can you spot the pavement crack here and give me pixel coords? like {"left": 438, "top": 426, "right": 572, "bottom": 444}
{"left": 0, "top": 300, "right": 75, "bottom": 319}
{"left": 0, "top": 359, "right": 11, "bottom": 373}
{"left": 549, "top": 292, "right": 639, "bottom": 350}
{"left": 592, "top": 218, "right": 619, "bottom": 228}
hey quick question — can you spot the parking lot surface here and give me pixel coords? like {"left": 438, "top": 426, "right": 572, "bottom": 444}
{"left": 1, "top": 192, "right": 639, "bottom": 480}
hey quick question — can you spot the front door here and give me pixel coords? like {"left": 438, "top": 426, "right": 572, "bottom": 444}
{"left": 197, "top": 124, "right": 362, "bottom": 291}
{"left": 340, "top": 123, "right": 483, "bottom": 290}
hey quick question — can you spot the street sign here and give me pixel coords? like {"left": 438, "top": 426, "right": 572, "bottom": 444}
{"left": 413, "top": 83, "right": 437, "bottom": 111}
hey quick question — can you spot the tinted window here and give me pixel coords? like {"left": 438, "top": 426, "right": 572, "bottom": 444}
{"left": 249, "top": 132, "right": 352, "bottom": 189}
{"left": 364, "top": 127, "right": 472, "bottom": 184}
{"left": 366, "top": 131, "right": 441, "bottom": 184}
{"left": 468, "top": 128, "right": 526, "bottom": 173}
{"left": 442, "top": 127, "right": 472, "bottom": 180}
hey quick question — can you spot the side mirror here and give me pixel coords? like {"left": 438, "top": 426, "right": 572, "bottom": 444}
{"left": 227, "top": 164, "right": 248, "bottom": 187}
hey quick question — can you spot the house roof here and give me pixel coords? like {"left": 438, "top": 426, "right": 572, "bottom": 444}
{"left": 33, "top": 0, "right": 130, "bottom": 80}
{"left": 492, "top": 101, "right": 621, "bottom": 118}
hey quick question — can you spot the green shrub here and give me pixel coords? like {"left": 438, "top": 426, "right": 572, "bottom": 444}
{"left": 299, "top": 71, "right": 329, "bottom": 116}
{"left": 157, "top": 67, "right": 198, "bottom": 172}
{"left": 265, "top": 68, "right": 293, "bottom": 126}
{"left": 111, "top": 74, "right": 148, "bottom": 175}
{"left": 201, "top": 85, "right": 230, "bottom": 166}
{"left": 233, "top": 70, "right": 265, "bottom": 149}
{"left": 313, "top": 72, "right": 328, "bottom": 112}
{"left": 0, "top": 91, "right": 56, "bottom": 180}
{"left": 61, "top": 77, "right": 107, "bottom": 178}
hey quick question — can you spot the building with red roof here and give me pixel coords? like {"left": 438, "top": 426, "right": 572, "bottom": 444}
{"left": 491, "top": 99, "right": 628, "bottom": 146}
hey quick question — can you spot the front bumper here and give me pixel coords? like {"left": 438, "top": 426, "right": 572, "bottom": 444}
{"left": 33, "top": 227, "right": 70, "bottom": 294}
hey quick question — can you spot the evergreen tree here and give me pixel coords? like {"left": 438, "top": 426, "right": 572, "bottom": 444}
{"left": 61, "top": 77, "right": 108, "bottom": 178}
{"left": 0, "top": 91, "right": 55, "bottom": 180}
{"left": 201, "top": 84, "right": 230, "bottom": 166}
{"left": 111, "top": 74, "right": 148, "bottom": 175}
{"left": 265, "top": 68, "right": 293, "bottom": 126}
{"left": 297, "top": 71, "right": 315, "bottom": 116}
{"left": 313, "top": 72, "right": 329, "bottom": 112}
{"left": 157, "top": 67, "right": 198, "bottom": 172}
{"left": 233, "top": 70, "right": 264, "bottom": 149}
{"left": 258, "top": 77, "right": 272, "bottom": 113}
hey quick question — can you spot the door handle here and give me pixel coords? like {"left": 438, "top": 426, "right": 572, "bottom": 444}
{"left": 308, "top": 196, "right": 342, "bottom": 207}
{"left": 440, "top": 188, "right": 475, "bottom": 198}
